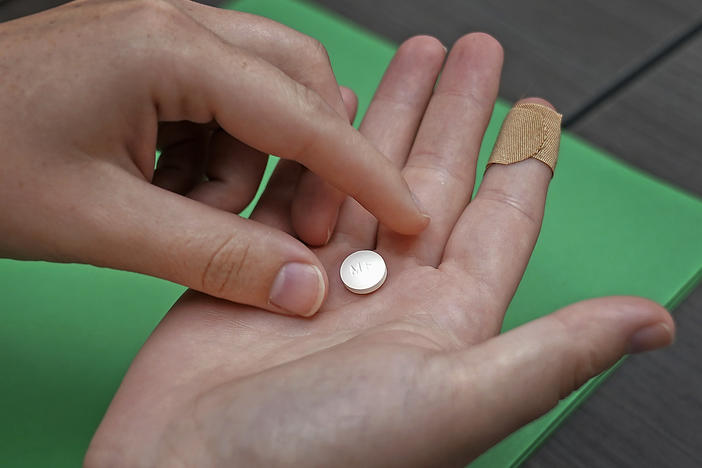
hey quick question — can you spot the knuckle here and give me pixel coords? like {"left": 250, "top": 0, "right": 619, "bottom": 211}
{"left": 294, "top": 37, "right": 333, "bottom": 86}
{"left": 128, "top": 0, "right": 188, "bottom": 32}
{"left": 478, "top": 187, "right": 541, "bottom": 228}
{"left": 435, "top": 85, "right": 493, "bottom": 112}
{"left": 305, "top": 37, "right": 331, "bottom": 66}
{"left": 221, "top": 181, "right": 260, "bottom": 214}
{"left": 294, "top": 38, "right": 344, "bottom": 113}
{"left": 548, "top": 312, "right": 605, "bottom": 399}
{"left": 297, "top": 81, "right": 329, "bottom": 115}
{"left": 563, "top": 342, "right": 599, "bottom": 398}
{"left": 200, "top": 236, "right": 249, "bottom": 297}
{"left": 288, "top": 83, "right": 333, "bottom": 161}
{"left": 404, "top": 159, "right": 471, "bottom": 187}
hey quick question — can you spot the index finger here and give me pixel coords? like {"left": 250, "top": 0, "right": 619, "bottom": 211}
{"left": 172, "top": 1, "right": 419, "bottom": 240}
{"left": 233, "top": 61, "right": 430, "bottom": 235}
{"left": 153, "top": 13, "right": 428, "bottom": 235}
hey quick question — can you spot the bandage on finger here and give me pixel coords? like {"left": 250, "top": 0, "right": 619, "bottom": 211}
{"left": 487, "top": 102, "right": 562, "bottom": 173}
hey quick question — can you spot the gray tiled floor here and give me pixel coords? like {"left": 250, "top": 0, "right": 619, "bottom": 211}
{"left": 573, "top": 34, "right": 702, "bottom": 197}
{"left": 310, "top": 0, "right": 702, "bottom": 120}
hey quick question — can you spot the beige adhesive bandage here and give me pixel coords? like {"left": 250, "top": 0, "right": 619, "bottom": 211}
{"left": 487, "top": 102, "right": 563, "bottom": 174}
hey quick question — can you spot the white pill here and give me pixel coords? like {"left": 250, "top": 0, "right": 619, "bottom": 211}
{"left": 340, "top": 250, "right": 387, "bottom": 295}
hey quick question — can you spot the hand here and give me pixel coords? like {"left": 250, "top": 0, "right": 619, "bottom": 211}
{"left": 86, "top": 34, "right": 674, "bottom": 467}
{"left": 0, "top": 0, "right": 427, "bottom": 317}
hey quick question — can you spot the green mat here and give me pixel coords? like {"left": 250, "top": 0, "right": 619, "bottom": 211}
{"left": 1, "top": 0, "right": 701, "bottom": 466}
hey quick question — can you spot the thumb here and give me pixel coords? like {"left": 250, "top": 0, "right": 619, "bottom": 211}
{"left": 439, "top": 296, "right": 674, "bottom": 460}
{"left": 78, "top": 173, "right": 327, "bottom": 317}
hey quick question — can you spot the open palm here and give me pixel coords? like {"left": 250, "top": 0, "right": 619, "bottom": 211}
{"left": 86, "top": 34, "right": 673, "bottom": 468}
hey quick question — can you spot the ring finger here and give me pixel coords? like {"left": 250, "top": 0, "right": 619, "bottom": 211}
{"left": 440, "top": 98, "right": 560, "bottom": 335}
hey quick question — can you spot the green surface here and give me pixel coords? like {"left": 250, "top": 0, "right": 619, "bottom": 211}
{"left": 1, "top": 0, "right": 701, "bottom": 466}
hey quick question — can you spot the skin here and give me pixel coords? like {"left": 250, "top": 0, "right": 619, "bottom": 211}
{"left": 0, "top": 0, "right": 428, "bottom": 317}
{"left": 85, "top": 35, "right": 675, "bottom": 467}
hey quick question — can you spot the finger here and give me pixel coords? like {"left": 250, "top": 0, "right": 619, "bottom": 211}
{"left": 434, "top": 297, "right": 674, "bottom": 463}
{"left": 151, "top": 10, "right": 428, "bottom": 235}
{"left": 290, "top": 86, "right": 358, "bottom": 245}
{"left": 178, "top": 0, "right": 354, "bottom": 245}
{"left": 332, "top": 36, "right": 446, "bottom": 249}
{"left": 441, "top": 98, "right": 559, "bottom": 319}
{"left": 251, "top": 86, "right": 356, "bottom": 237}
{"left": 153, "top": 121, "right": 210, "bottom": 194}
{"left": 186, "top": 131, "right": 267, "bottom": 213}
{"left": 250, "top": 159, "right": 301, "bottom": 235}
{"left": 376, "top": 33, "right": 503, "bottom": 267}
{"left": 339, "top": 85, "right": 359, "bottom": 121}
{"left": 82, "top": 169, "right": 326, "bottom": 317}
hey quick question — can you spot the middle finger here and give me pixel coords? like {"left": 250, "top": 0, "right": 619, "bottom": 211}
{"left": 331, "top": 35, "right": 446, "bottom": 251}
{"left": 376, "top": 33, "right": 504, "bottom": 268}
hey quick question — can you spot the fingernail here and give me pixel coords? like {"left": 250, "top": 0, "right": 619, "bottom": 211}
{"left": 269, "top": 263, "right": 325, "bottom": 317}
{"left": 411, "top": 191, "right": 431, "bottom": 223}
{"left": 628, "top": 322, "right": 674, "bottom": 354}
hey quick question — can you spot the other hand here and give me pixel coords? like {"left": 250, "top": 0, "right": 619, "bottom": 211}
{"left": 86, "top": 34, "right": 674, "bottom": 467}
{"left": 0, "top": 0, "right": 427, "bottom": 317}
